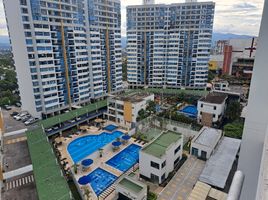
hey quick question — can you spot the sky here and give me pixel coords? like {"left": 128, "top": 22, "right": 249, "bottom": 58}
{"left": 0, "top": 0, "right": 265, "bottom": 37}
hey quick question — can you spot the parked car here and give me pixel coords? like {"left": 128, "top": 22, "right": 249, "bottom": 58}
{"left": 10, "top": 111, "right": 19, "bottom": 117}
{"left": 52, "top": 126, "right": 59, "bottom": 130}
{"left": 45, "top": 128, "right": 53, "bottom": 132}
{"left": 3, "top": 105, "right": 12, "bottom": 110}
{"left": 15, "top": 102, "right": 21, "bottom": 107}
{"left": 21, "top": 114, "right": 31, "bottom": 122}
{"left": 14, "top": 112, "right": 28, "bottom": 120}
{"left": 76, "top": 117, "right": 81, "bottom": 121}
{"left": 24, "top": 118, "right": 39, "bottom": 126}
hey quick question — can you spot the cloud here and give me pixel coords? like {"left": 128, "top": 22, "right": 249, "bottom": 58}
{"left": 0, "top": 0, "right": 264, "bottom": 37}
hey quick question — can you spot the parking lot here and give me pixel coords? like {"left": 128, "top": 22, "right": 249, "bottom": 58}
{"left": 1, "top": 107, "right": 26, "bottom": 133}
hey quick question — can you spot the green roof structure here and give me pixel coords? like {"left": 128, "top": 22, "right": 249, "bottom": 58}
{"left": 27, "top": 128, "right": 71, "bottom": 200}
{"left": 118, "top": 178, "right": 144, "bottom": 194}
{"left": 39, "top": 100, "right": 107, "bottom": 129}
{"left": 142, "top": 131, "right": 182, "bottom": 158}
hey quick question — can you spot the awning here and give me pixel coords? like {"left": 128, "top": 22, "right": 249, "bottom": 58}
{"left": 112, "top": 141, "right": 122, "bottom": 147}
{"left": 122, "top": 135, "right": 131, "bottom": 140}
{"left": 78, "top": 176, "right": 90, "bottom": 185}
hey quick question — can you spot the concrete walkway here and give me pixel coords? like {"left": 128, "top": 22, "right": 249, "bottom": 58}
{"left": 158, "top": 156, "right": 205, "bottom": 200}
{"left": 4, "top": 128, "right": 27, "bottom": 137}
{"left": 3, "top": 165, "right": 33, "bottom": 180}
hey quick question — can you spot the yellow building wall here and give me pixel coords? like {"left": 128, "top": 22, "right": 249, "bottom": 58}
{"left": 0, "top": 109, "right": 4, "bottom": 133}
{"left": 124, "top": 102, "right": 132, "bottom": 122}
{"left": 208, "top": 61, "right": 218, "bottom": 71}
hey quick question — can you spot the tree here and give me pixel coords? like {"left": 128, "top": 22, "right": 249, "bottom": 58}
{"left": 225, "top": 101, "right": 242, "bottom": 122}
{"left": 82, "top": 186, "right": 92, "bottom": 200}
{"left": 146, "top": 100, "right": 156, "bottom": 113}
{"left": 224, "top": 121, "right": 244, "bottom": 139}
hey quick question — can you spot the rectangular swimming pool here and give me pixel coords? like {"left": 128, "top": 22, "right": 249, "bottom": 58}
{"left": 106, "top": 144, "right": 141, "bottom": 172}
{"left": 87, "top": 168, "right": 117, "bottom": 196}
{"left": 67, "top": 131, "right": 123, "bottom": 163}
{"left": 103, "top": 124, "right": 118, "bottom": 132}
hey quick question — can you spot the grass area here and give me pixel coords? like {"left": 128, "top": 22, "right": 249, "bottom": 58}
{"left": 147, "top": 192, "right": 157, "bottom": 200}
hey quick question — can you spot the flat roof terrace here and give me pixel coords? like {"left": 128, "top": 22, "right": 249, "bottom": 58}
{"left": 142, "top": 131, "right": 182, "bottom": 158}
{"left": 118, "top": 178, "right": 144, "bottom": 193}
{"left": 193, "top": 127, "right": 222, "bottom": 149}
{"left": 113, "top": 92, "right": 153, "bottom": 103}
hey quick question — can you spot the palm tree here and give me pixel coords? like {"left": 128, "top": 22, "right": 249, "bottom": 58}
{"left": 82, "top": 186, "right": 92, "bottom": 200}
{"left": 99, "top": 148, "right": 104, "bottom": 158}
{"left": 72, "top": 164, "right": 79, "bottom": 174}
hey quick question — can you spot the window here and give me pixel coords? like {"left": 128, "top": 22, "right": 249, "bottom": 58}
{"left": 201, "top": 104, "right": 203, "bottom": 108}
{"left": 214, "top": 106, "right": 216, "bottom": 110}
{"left": 20, "top": 0, "right": 27, "bottom": 5}
{"left": 161, "top": 173, "right": 165, "bottom": 182}
{"left": 151, "top": 161, "right": 160, "bottom": 169}
{"left": 174, "top": 156, "right": 181, "bottom": 165}
{"left": 161, "top": 161, "right": 166, "bottom": 168}
{"left": 213, "top": 114, "right": 216, "bottom": 118}
{"left": 174, "top": 145, "right": 181, "bottom": 154}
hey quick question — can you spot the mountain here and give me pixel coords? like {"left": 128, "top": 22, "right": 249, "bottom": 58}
{"left": 212, "top": 32, "right": 254, "bottom": 44}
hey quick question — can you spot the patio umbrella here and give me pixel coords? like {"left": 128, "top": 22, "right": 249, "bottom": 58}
{"left": 81, "top": 159, "right": 93, "bottom": 167}
{"left": 78, "top": 176, "right": 90, "bottom": 185}
{"left": 122, "top": 135, "right": 131, "bottom": 140}
{"left": 112, "top": 141, "right": 122, "bottom": 147}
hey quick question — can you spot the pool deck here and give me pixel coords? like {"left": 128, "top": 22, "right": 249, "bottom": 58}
{"left": 56, "top": 126, "right": 144, "bottom": 200}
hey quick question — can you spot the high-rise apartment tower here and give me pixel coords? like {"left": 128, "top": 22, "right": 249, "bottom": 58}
{"left": 3, "top": 0, "right": 122, "bottom": 118}
{"left": 127, "top": 0, "right": 215, "bottom": 89}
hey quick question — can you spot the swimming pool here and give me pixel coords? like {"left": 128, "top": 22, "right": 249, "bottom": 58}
{"left": 106, "top": 144, "right": 141, "bottom": 172}
{"left": 178, "top": 105, "right": 198, "bottom": 118}
{"left": 67, "top": 131, "right": 123, "bottom": 163}
{"left": 86, "top": 168, "right": 117, "bottom": 196}
{"left": 103, "top": 124, "right": 118, "bottom": 132}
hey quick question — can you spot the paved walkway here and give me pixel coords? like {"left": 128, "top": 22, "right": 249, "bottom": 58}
{"left": 5, "top": 136, "right": 27, "bottom": 145}
{"left": 158, "top": 156, "right": 205, "bottom": 200}
{"left": 4, "top": 128, "right": 27, "bottom": 137}
{"left": 3, "top": 165, "right": 33, "bottom": 180}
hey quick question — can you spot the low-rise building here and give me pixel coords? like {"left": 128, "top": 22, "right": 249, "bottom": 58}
{"left": 212, "top": 79, "right": 229, "bottom": 91}
{"left": 139, "top": 131, "right": 183, "bottom": 184}
{"left": 191, "top": 127, "right": 222, "bottom": 160}
{"left": 115, "top": 176, "right": 147, "bottom": 200}
{"left": 106, "top": 93, "right": 154, "bottom": 128}
{"left": 197, "top": 92, "right": 228, "bottom": 127}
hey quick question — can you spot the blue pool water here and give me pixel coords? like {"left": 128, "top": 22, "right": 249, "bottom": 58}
{"left": 106, "top": 144, "right": 141, "bottom": 172}
{"left": 67, "top": 131, "right": 123, "bottom": 163}
{"left": 86, "top": 168, "right": 117, "bottom": 196}
{"left": 178, "top": 105, "right": 198, "bottom": 118}
{"left": 103, "top": 124, "right": 118, "bottom": 132}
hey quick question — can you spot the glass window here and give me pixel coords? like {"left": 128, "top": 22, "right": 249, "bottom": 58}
{"left": 151, "top": 161, "right": 160, "bottom": 169}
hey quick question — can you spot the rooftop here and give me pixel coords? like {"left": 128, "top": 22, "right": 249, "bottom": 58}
{"left": 118, "top": 177, "right": 145, "bottom": 194}
{"left": 199, "top": 137, "right": 241, "bottom": 189}
{"left": 193, "top": 127, "right": 222, "bottom": 149}
{"left": 39, "top": 100, "right": 107, "bottom": 129}
{"left": 113, "top": 92, "right": 153, "bottom": 103}
{"left": 142, "top": 131, "right": 182, "bottom": 158}
{"left": 199, "top": 92, "right": 228, "bottom": 104}
{"left": 26, "top": 128, "right": 71, "bottom": 200}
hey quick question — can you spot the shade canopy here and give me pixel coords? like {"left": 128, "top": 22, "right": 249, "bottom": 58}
{"left": 81, "top": 159, "right": 93, "bottom": 167}
{"left": 78, "top": 176, "right": 90, "bottom": 185}
{"left": 122, "top": 135, "right": 131, "bottom": 140}
{"left": 112, "top": 141, "right": 122, "bottom": 147}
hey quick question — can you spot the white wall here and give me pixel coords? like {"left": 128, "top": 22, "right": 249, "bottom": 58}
{"left": 139, "top": 137, "right": 183, "bottom": 184}
{"left": 238, "top": 1, "right": 268, "bottom": 199}
{"left": 197, "top": 100, "right": 226, "bottom": 123}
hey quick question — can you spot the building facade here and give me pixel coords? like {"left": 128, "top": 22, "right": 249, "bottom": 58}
{"left": 3, "top": 0, "right": 122, "bottom": 118}
{"left": 127, "top": 0, "right": 215, "bottom": 89}
{"left": 106, "top": 93, "right": 154, "bottom": 128}
{"left": 139, "top": 131, "right": 183, "bottom": 184}
{"left": 197, "top": 92, "right": 227, "bottom": 127}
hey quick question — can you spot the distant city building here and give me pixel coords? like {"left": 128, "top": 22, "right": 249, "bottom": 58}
{"left": 191, "top": 127, "right": 222, "bottom": 160}
{"left": 212, "top": 79, "right": 229, "bottom": 91}
{"left": 222, "top": 37, "right": 258, "bottom": 75}
{"left": 127, "top": 0, "right": 215, "bottom": 89}
{"left": 115, "top": 176, "right": 147, "bottom": 200}
{"left": 106, "top": 93, "right": 154, "bottom": 128}
{"left": 197, "top": 92, "right": 227, "bottom": 127}
{"left": 231, "top": 58, "right": 254, "bottom": 80}
{"left": 3, "top": 0, "right": 122, "bottom": 118}
{"left": 139, "top": 131, "right": 183, "bottom": 184}
{"left": 214, "top": 40, "right": 228, "bottom": 55}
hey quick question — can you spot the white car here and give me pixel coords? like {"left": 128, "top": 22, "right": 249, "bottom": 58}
{"left": 24, "top": 118, "right": 38, "bottom": 126}
{"left": 14, "top": 112, "right": 28, "bottom": 121}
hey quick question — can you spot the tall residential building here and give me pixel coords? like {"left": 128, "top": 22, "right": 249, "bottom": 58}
{"left": 238, "top": 0, "right": 268, "bottom": 199}
{"left": 126, "top": 0, "right": 215, "bottom": 89}
{"left": 3, "top": 0, "right": 122, "bottom": 118}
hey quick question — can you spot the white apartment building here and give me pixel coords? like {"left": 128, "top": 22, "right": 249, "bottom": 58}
{"left": 139, "top": 131, "right": 183, "bottom": 184}
{"left": 197, "top": 92, "right": 227, "bottom": 127}
{"left": 212, "top": 79, "right": 229, "bottom": 91}
{"left": 191, "top": 127, "right": 222, "bottom": 160}
{"left": 127, "top": 0, "right": 215, "bottom": 89}
{"left": 106, "top": 93, "right": 154, "bottom": 128}
{"left": 3, "top": 0, "right": 122, "bottom": 118}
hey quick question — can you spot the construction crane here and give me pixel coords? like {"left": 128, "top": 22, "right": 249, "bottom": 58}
{"left": 59, "top": 0, "right": 72, "bottom": 109}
